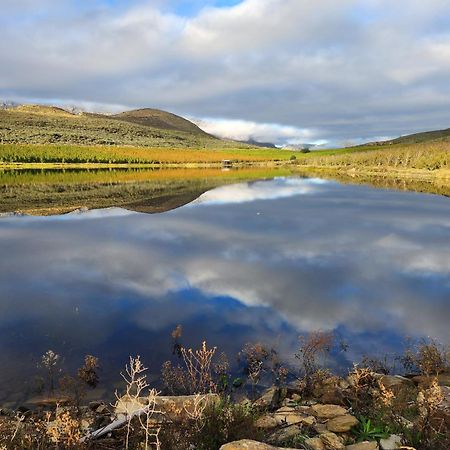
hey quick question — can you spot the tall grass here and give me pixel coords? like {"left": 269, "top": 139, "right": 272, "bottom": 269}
{"left": 0, "top": 143, "right": 300, "bottom": 164}
{"left": 298, "top": 142, "right": 450, "bottom": 171}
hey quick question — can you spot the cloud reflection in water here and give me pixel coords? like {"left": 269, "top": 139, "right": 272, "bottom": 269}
{"left": 0, "top": 177, "right": 449, "bottom": 402}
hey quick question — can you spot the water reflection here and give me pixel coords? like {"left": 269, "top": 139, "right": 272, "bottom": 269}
{"left": 0, "top": 177, "right": 449, "bottom": 404}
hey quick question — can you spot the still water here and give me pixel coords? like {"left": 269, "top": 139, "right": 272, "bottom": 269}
{"left": 0, "top": 177, "right": 449, "bottom": 403}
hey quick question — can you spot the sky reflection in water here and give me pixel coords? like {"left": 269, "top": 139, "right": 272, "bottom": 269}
{"left": 0, "top": 177, "right": 449, "bottom": 403}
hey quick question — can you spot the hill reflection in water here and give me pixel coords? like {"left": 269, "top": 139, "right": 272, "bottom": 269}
{"left": 0, "top": 177, "right": 449, "bottom": 403}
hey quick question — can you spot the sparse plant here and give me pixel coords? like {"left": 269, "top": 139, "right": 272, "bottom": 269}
{"left": 401, "top": 338, "right": 449, "bottom": 376}
{"left": 352, "top": 416, "right": 390, "bottom": 442}
{"left": 239, "top": 342, "right": 270, "bottom": 389}
{"left": 295, "top": 331, "right": 334, "bottom": 395}
{"left": 114, "top": 355, "right": 164, "bottom": 450}
{"left": 77, "top": 355, "right": 100, "bottom": 388}
{"left": 40, "top": 349, "right": 62, "bottom": 395}
{"left": 162, "top": 339, "right": 222, "bottom": 395}
{"left": 46, "top": 407, "right": 82, "bottom": 447}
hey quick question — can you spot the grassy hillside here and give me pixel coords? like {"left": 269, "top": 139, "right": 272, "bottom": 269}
{"left": 296, "top": 141, "right": 449, "bottom": 171}
{"left": 0, "top": 105, "right": 247, "bottom": 149}
{"left": 389, "top": 127, "right": 450, "bottom": 145}
{"left": 113, "top": 108, "right": 211, "bottom": 136}
{"left": 364, "top": 126, "right": 450, "bottom": 146}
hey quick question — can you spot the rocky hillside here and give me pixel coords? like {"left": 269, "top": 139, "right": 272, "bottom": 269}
{"left": 0, "top": 104, "right": 251, "bottom": 149}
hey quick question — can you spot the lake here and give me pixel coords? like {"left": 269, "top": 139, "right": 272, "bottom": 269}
{"left": 0, "top": 175, "right": 449, "bottom": 405}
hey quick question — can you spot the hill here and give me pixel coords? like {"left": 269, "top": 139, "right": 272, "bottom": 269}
{"left": 364, "top": 127, "right": 450, "bottom": 146}
{"left": 388, "top": 127, "right": 450, "bottom": 145}
{"left": 0, "top": 104, "right": 251, "bottom": 149}
{"left": 113, "top": 108, "right": 211, "bottom": 136}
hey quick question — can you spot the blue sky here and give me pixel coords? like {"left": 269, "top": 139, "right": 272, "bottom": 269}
{"left": 1, "top": 0, "right": 450, "bottom": 146}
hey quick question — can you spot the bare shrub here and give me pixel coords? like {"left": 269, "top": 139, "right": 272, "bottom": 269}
{"left": 40, "top": 349, "right": 62, "bottom": 395}
{"left": 401, "top": 338, "right": 449, "bottom": 376}
{"left": 114, "top": 355, "right": 163, "bottom": 450}
{"left": 159, "top": 397, "right": 261, "bottom": 450}
{"left": 295, "top": 331, "right": 334, "bottom": 394}
{"left": 239, "top": 343, "right": 270, "bottom": 388}
{"left": 77, "top": 355, "right": 100, "bottom": 388}
{"left": 162, "top": 340, "right": 221, "bottom": 395}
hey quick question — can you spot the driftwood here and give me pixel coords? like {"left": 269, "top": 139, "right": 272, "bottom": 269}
{"left": 81, "top": 405, "right": 153, "bottom": 442}
{"left": 81, "top": 393, "right": 219, "bottom": 442}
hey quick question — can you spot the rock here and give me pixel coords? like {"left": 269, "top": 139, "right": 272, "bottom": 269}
{"left": 273, "top": 406, "right": 308, "bottom": 425}
{"left": 310, "top": 404, "right": 348, "bottom": 419}
{"left": 320, "top": 432, "right": 345, "bottom": 450}
{"left": 379, "top": 435, "right": 402, "bottom": 450}
{"left": 302, "top": 415, "right": 316, "bottom": 427}
{"left": 321, "top": 388, "right": 346, "bottom": 406}
{"left": 376, "top": 375, "right": 414, "bottom": 393}
{"left": 268, "top": 424, "right": 301, "bottom": 445}
{"left": 89, "top": 400, "right": 103, "bottom": 410}
{"left": 412, "top": 373, "right": 450, "bottom": 387}
{"left": 253, "top": 387, "right": 287, "bottom": 410}
{"left": 346, "top": 442, "right": 378, "bottom": 450}
{"left": 326, "top": 414, "right": 359, "bottom": 432}
{"left": 314, "top": 422, "right": 328, "bottom": 434}
{"left": 255, "top": 414, "right": 279, "bottom": 429}
{"left": 305, "top": 437, "right": 325, "bottom": 450}
{"left": 220, "top": 440, "right": 296, "bottom": 449}
{"left": 0, "top": 408, "right": 15, "bottom": 417}
{"left": 95, "top": 404, "right": 109, "bottom": 415}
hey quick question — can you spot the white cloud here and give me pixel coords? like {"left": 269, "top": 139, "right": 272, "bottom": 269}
{"left": 1, "top": 0, "right": 450, "bottom": 143}
{"left": 192, "top": 117, "right": 317, "bottom": 145}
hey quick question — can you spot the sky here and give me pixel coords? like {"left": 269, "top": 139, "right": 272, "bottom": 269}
{"left": 1, "top": 0, "right": 450, "bottom": 147}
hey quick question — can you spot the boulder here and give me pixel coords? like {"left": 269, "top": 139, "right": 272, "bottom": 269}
{"left": 320, "top": 432, "right": 345, "bottom": 450}
{"left": 376, "top": 375, "right": 414, "bottom": 393}
{"left": 379, "top": 435, "right": 402, "bottom": 450}
{"left": 220, "top": 440, "right": 296, "bottom": 450}
{"left": 310, "top": 404, "right": 348, "bottom": 419}
{"left": 302, "top": 415, "right": 317, "bottom": 427}
{"left": 412, "top": 373, "right": 450, "bottom": 387}
{"left": 346, "top": 442, "right": 378, "bottom": 450}
{"left": 320, "top": 387, "right": 346, "bottom": 406}
{"left": 268, "top": 424, "right": 301, "bottom": 445}
{"left": 304, "top": 437, "right": 325, "bottom": 450}
{"left": 326, "top": 414, "right": 359, "bottom": 433}
{"left": 273, "top": 406, "right": 308, "bottom": 425}
{"left": 253, "top": 387, "right": 287, "bottom": 409}
{"left": 255, "top": 414, "right": 279, "bottom": 429}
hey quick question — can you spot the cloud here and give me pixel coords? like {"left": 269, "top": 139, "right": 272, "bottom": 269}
{"left": 190, "top": 178, "right": 328, "bottom": 204}
{"left": 1, "top": 0, "right": 450, "bottom": 144}
{"left": 192, "top": 118, "right": 317, "bottom": 145}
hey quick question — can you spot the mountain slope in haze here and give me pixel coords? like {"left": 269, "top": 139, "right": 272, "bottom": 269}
{"left": 0, "top": 104, "right": 254, "bottom": 149}
{"left": 113, "top": 108, "right": 211, "bottom": 137}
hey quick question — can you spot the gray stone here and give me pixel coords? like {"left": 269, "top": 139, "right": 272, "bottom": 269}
{"left": 380, "top": 434, "right": 402, "bottom": 450}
